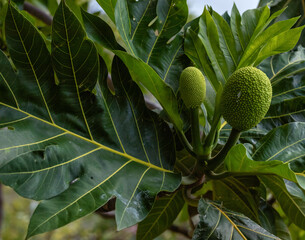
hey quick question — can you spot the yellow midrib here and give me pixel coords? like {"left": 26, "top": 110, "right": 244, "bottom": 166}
{"left": 210, "top": 202, "right": 247, "bottom": 240}
{"left": 28, "top": 160, "right": 133, "bottom": 237}
{"left": 61, "top": 2, "right": 94, "bottom": 141}
{"left": 10, "top": 5, "right": 54, "bottom": 124}
{"left": 0, "top": 102, "right": 172, "bottom": 173}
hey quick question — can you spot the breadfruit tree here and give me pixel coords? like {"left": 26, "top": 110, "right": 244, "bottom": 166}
{"left": 0, "top": 0, "right": 305, "bottom": 239}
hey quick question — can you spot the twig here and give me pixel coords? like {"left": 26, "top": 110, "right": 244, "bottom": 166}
{"left": 96, "top": 211, "right": 115, "bottom": 219}
{"left": 23, "top": 2, "right": 53, "bottom": 25}
{"left": 169, "top": 225, "right": 191, "bottom": 239}
{"left": 188, "top": 206, "right": 195, "bottom": 232}
{"left": 95, "top": 197, "right": 116, "bottom": 215}
{"left": 0, "top": 184, "right": 3, "bottom": 235}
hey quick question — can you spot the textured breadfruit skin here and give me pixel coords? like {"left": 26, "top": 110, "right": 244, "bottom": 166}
{"left": 221, "top": 67, "right": 272, "bottom": 131}
{"left": 180, "top": 67, "right": 206, "bottom": 109}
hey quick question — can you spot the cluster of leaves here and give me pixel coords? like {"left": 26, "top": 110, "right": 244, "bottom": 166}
{"left": 0, "top": 0, "right": 305, "bottom": 239}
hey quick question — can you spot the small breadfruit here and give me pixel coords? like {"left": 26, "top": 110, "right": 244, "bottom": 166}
{"left": 220, "top": 66, "right": 272, "bottom": 131}
{"left": 179, "top": 67, "right": 206, "bottom": 109}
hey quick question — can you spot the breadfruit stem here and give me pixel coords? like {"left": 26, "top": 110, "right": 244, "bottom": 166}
{"left": 176, "top": 129, "right": 196, "bottom": 157}
{"left": 207, "top": 128, "right": 241, "bottom": 170}
{"left": 191, "top": 107, "right": 203, "bottom": 156}
{"left": 202, "top": 112, "right": 221, "bottom": 159}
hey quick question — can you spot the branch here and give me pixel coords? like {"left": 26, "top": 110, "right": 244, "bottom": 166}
{"left": 0, "top": 184, "right": 3, "bottom": 235}
{"left": 95, "top": 197, "right": 116, "bottom": 215}
{"left": 169, "top": 225, "right": 191, "bottom": 239}
{"left": 23, "top": 2, "right": 53, "bottom": 25}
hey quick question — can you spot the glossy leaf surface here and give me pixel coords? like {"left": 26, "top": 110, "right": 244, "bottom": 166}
{"left": 193, "top": 199, "right": 279, "bottom": 240}
{"left": 252, "top": 123, "right": 305, "bottom": 174}
{"left": 259, "top": 202, "right": 291, "bottom": 240}
{"left": 212, "top": 176, "right": 260, "bottom": 221}
{"left": 0, "top": 3, "right": 180, "bottom": 238}
{"left": 261, "top": 176, "right": 305, "bottom": 230}
{"left": 137, "top": 190, "right": 184, "bottom": 240}
{"left": 225, "top": 144, "right": 300, "bottom": 185}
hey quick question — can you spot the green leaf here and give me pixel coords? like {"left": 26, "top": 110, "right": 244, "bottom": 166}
{"left": 252, "top": 123, "right": 305, "bottom": 174}
{"left": 193, "top": 199, "right": 280, "bottom": 240}
{"left": 5, "top": 3, "right": 56, "bottom": 122}
{"left": 260, "top": 96, "right": 305, "bottom": 130}
{"left": 238, "top": 17, "right": 303, "bottom": 67}
{"left": 255, "top": 46, "right": 305, "bottom": 132}
{"left": 113, "top": 50, "right": 183, "bottom": 130}
{"left": 81, "top": 8, "right": 123, "bottom": 51}
{"left": 184, "top": 28, "right": 219, "bottom": 91}
{"left": 174, "top": 149, "right": 196, "bottom": 176}
{"left": 112, "top": 0, "right": 189, "bottom": 92}
{"left": 184, "top": 28, "right": 217, "bottom": 118}
{"left": 137, "top": 190, "right": 184, "bottom": 240}
{"left": 253, "top": 26, "right": 304, "bottom": 66}
{"left": 0, "top": 2, "right": 181, "bottom": 237}
{"left": 260, "top": 46, "right": 305, "bottom": 103}
{"left": 198, "top": 8, "right": 232, "bottom": 85}
{"left": 259, "top": 202, "right": 292, "bottom": 240}
{"left": 258, "top": 0, "right": 305, "bottom": 46}
{"left": 96, "top": 0, "right": 117, "bottom": 22}
{"left": 260, "top": 175, "right": 305, "bottom": 230}
{"left": 212, "top": 176, "right": 260, "bottom": 221}
{"left": 225, "top": 144, "right": 298, "bottom": 184}
{"left": 191, "top": 4, "right": 301, "bottom": 94}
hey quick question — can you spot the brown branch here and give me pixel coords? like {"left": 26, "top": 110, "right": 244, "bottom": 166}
{"left": 23, "top": 2, "right": 53, "bottom": 25}
{"left": 95, "top": 197, "right": 116, "bottom": 215}
{"left": 0, "top": 184, "right": 3, "bottom": 235}
{"left": 96, "top": 211, "right": 115, "bottom": 219}
{"left": 169, "top": 225, "right": 191, "bottom": 239}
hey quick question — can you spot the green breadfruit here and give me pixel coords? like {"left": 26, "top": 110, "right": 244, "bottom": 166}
{"left": 220, "top": 66, "right": 272, "bottom": 131}
{"left": 179, "top": 67, "right": 206, "bottom": 109}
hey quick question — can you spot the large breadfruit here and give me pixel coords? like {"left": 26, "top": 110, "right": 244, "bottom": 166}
{"left": 220, "top": 67, "right": 272, "bottom": 131}
{"left": 179, "top": 67, "right": 206, "bottom": 109}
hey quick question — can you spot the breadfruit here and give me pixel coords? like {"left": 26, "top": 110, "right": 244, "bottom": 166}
{"left": 220, "top": 66, "right": 272, "bottom": 131}
{"left": 180, "top": 67, "right": 206, "bottom": 109}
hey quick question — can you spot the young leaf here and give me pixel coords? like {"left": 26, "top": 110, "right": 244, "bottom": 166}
{"left": 198, "top": 8, "right": 231, "bottom": 85}
{"left": 190, "top": 4, "right": 302, "bottom": 94}
{"left": 238, "top": 17, "right": 303, "bottom": 67}
{"left": 137, "top": 190, "right": 185, "bottom": 240}
{"left": 258, "top": 0, "right": 305, "bottom": 46}
{"left": 0, "top": 2, "right": 181, "bottom": 237}
{"left": 193, "top": 199, "right": 280, "bottom": 240}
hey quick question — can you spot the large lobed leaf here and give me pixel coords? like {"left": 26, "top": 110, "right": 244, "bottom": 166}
{"left": 92, "top": 0, "right": 189, "bottom": 94}
{"left": 221, "top": 123, "right": 305, "bottom": 231}
{"left": 82, "top": 2, "right": 184, "bottom": 130}
{"left": 0, "top": 2, "right": 181, "bottom": 238}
